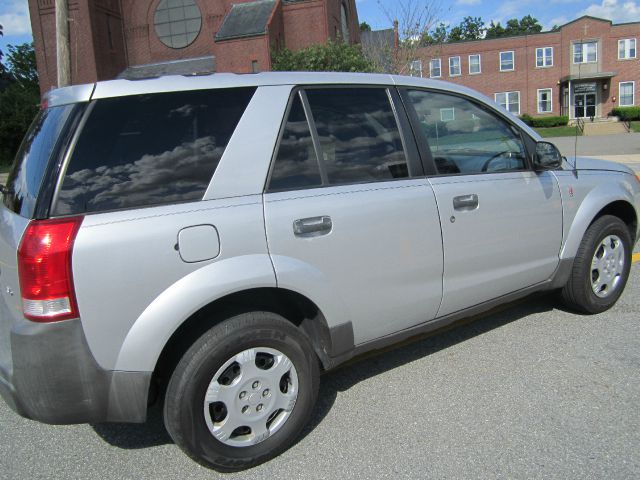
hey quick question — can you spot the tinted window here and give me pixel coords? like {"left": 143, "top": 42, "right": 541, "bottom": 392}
{"left": 269, "top": 93, "right": 322, "bottom": 191}
{"left": 3, "top": 104, "right": 77, "bottom": 218}
{"left": 54, "top": 87, "right": 255, "bottom": 215}
{"left": 407, "top": 90, "right": 526, "bottom": 175}
{"left": 306, "top": 88, "right": 408, "bottom": 185}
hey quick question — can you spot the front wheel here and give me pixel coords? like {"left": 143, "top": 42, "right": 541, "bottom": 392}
{"left": 561, "top": 215, "right": 632, "bottom": 314}
{"left": 163, "top": 312, "right": 319, "bottom": 471}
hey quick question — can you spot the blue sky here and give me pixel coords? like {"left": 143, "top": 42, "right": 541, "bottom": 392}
{"left": 356, "top": 0, "right": 640, "bottom": 32}
{"left": 1, "top": 0, "right": 640, "bottom": 65}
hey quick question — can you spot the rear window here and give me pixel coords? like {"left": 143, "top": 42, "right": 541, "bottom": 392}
{"left": 3, "top": 104, "right": 77, "bottom": 218}
{"left": 53, "top": 87, "right": 256, "bottom": 216}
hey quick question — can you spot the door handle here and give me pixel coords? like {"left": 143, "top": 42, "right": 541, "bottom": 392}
{"left": 453, "top": 194, "right": 479, "bottom": 210}
{"left": 293, "top": 216, "right": 332, "bottom": 237}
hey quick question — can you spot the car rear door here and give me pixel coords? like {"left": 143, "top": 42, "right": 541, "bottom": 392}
{"left": 264, "top": 87, "right": 444, "bottom": 345}
{"left": 401, "top": 88, "right": 563, "bottom": 317}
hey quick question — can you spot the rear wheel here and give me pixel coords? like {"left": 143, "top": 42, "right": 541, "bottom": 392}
{"left": 163, "top": 312, "right": 319, "bottom": 471}
{"left": 561, "top": 215, "right": 632, "bottom": 313}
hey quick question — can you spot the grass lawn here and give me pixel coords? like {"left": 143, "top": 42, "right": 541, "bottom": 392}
{"left": 534, "top": 126, "right": 583, "bottom": 137}
{"left": 630, "top": 121, "right": 640, "bottom": 133}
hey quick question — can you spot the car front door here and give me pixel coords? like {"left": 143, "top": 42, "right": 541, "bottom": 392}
{"left": 264, "top": 87, "right": 444, "bottom": 345}
{"left": 402, "top": 88, "right": 563, "bottom": 317}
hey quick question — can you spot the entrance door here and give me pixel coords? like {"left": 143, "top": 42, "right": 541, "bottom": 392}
{"left": 575, "top": 93, "right": 596, "bottom": 118}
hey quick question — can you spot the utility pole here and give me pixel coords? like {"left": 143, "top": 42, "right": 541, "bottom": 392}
{"left": 55, "top": 0, "right": 71, "bottom": 87}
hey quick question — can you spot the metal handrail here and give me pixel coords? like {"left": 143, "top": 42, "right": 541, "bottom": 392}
{"left": 623, "top": 119, "right": 631, "bottom": 133}
{"left": 576, "top": 117, "right": 585, "bottom": 133}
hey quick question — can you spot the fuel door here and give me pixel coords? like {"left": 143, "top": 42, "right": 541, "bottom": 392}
{"left": 177, "top": 225, "right": 220, "bottom": 263}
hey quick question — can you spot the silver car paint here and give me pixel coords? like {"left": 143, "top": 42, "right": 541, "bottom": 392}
{"left": 428, "top": 171, "right": 563, "bottom": 317}
{"left": 264, "top": 179, "right": 444, "bottom": 344}
{"left": 73, "top": 195, "right": 274, "bottom": 371}
{"left": 554, "top": 169, "right": 640, "bottom": 260}
{"left": 5, "top": 72, "right": 640, "bottom": 379}
{"left": 204, "top": 85, "right": 293, "bottom": 200}
{"left": 0, "top": 209, "right": 29, "bottom": 377}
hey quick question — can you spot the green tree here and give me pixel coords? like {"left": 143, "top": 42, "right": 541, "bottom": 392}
{"left": 486, "top": 15, "right": 543, "bottom": 38}
{"left": 448, "top": 16, "right": 485, "bottom": 42}
{"left": 360, "top": 22, "right": 372, "bottom": 32}
{"left": 271, "top": 40, "right": 374, "bottom": 73}
{"left": 0, "top": 42, "right": 40, "bottom": 165}
{"left": 485, "top": 20, "right": 505, "bottom": 38}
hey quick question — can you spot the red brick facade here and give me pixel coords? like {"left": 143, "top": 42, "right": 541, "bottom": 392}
{"left": 29, "top": 0, "right": 360, "bottom": 95}
{"left": 413, "top": 16, "right": 639, "bottom": 119}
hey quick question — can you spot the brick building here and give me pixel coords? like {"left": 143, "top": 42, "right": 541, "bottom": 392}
{"left": 409, "top": 16, "right": 639, "bottom": 120}
{"left": 28, "top": 0, "right": 360, "bottom": 95}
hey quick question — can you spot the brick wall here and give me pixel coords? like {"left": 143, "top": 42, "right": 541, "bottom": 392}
{"left": 413, "top": 16, "right": 640, "bottom": 118}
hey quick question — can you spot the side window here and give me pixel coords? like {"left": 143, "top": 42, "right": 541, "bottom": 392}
{"left": 305, "top": 88, "right": 408, "bottom": 185}
{"left": 406, "top": 90, "right": 526, "bottom": 175}
{"left": 269, "top": 93, "right": 322, "bottom": 191}
{"left": 54, "top": 87, "right": 256, "bottom": 215}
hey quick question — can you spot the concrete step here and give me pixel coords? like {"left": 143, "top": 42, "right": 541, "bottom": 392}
{"left": 582, "top": 122, "right": 628, "bottom": 136}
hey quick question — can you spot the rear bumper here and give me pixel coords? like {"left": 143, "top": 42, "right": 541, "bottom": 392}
{"left": 0, "top": 318, "right": 150, "bottom": 424}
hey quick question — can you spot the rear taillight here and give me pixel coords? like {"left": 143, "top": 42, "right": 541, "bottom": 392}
{"left": 17, "top": 217, "right": 83, "bottom": 322}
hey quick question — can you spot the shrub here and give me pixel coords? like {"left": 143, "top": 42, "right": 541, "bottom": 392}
{"left": 611, "top": 106, "right": 640, "bottom": 121}
{"left": 519, "top": 113, "right": 533, "bottom": 126}
{"left": 519, "top": 115, "right": 568, "bottom": 128}
{"left": 271, "top": 40, "right": 375, "bottom": 73}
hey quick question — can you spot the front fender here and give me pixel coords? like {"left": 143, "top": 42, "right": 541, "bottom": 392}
{"left": 114, "top": 254, "right": 276, "bottom": 372}
{"left": 559, "top": 173, "right": 638, "bottom": 260}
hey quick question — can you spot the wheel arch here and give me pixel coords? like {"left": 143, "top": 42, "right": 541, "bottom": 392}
{"left": 561, "top": 189, "right": 638, "bottom": 261}
{"left": 150, "top": 287, "right": 353, "bottom": 402}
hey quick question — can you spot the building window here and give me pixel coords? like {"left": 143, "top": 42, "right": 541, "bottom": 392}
{"left": 449, "top": 56, "right": 461, "bottom": 76}
{"left": 618, "top": 39, "right": 636, "bottom": 59}
{"left": 536, "top": 47, "right": 553, "bottom": 67}
{"left": 619, "top": 82, "right": 635, "bottom": 106}
{"left": 340, "top": 3, "right": 350, "bottom": 42}
{"left": 537, "top": 88, "right": 552, "bottom": 113}
{"left": 573, "top": 42, "right": 597, "bottom": 63}
{"left": 430, "top": 59, "right": 441, "bottom": 78}
{"left": 154, "top": 0, "right": 202, "bottom": 49}
{"left": 495, "top": 91, "right": 520, "bottom": 114}
{"left": 469, "top": 54, "right": 481, "bottom": 74}
{"left": 500, "top": 51, "right": 514, "bottom": 71}
{"left": 409, "top": 60, "right": 423, "bottom": 77}
{"left": 440, "top": 108, "right": 455, "bottom": 122}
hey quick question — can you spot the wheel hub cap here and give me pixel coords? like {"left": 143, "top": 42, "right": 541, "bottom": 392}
{"left": 203, "top": 347, "right": 298, "bottom": 447}
{"left": 590, "top": 234, "right": 625, "bottom": 298}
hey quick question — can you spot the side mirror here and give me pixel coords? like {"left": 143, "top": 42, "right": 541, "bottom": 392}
{"left": 534, "top": 141, "right": 562, "bottom": 170}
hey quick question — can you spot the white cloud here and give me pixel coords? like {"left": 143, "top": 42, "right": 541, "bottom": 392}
{"left": 581, "top": 0, "right": 640, "bottom": 22}
{"left": 0, "top": 0, "right": 32, "bottom": 36}
{"left": 456, "top": 0, "right": 482, "bottom": 5}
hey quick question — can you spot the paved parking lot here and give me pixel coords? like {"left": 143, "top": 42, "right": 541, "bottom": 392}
{"left": 1, "top": 257, "right": 638, "bottom": 479}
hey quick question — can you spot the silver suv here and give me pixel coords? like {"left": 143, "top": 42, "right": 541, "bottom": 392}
{"left": 0, "top": 73, "right": 638, "bottom": 471}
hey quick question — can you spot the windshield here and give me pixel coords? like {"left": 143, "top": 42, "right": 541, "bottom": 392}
{"left": 3, "top": 104, "right": 77, "bottom": 218}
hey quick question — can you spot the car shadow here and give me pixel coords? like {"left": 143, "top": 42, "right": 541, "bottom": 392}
{"left": 91, "top": 293, "right": 558, "bottom": 450}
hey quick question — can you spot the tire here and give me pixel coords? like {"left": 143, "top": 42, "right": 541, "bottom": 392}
{"left": 561, "top": 215, "right": 632, "bottom": 314}
{"left": 163, "top": 311, "right": 320, "bottom": 471}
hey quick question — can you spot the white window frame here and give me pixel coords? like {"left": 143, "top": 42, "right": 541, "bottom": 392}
{"left": 429, "top": 58, "right": 441, "bottom": 78}
{"left": 618, "top": 38, "right": 637, "bottom": 60}
{"left": 468, "top": 54, "right": 481, "bottom": 74}
{"left": 573, "top": 42, "right": 597, "bottom": 64}
{"left": 440, "top": 108, "right": 455, "bottom": 122}
{"left": 499, "top": 51, "right": 514, "bottom": 71}
{"left": 449, "top": 56, "right": 461, "bottom": 76}
{"left": 409, "top": 59, "right": 423, "bottom": 77}
{"left": 619, "top": 81, "right": 635, "bottom": 106}
{"left": 536, "top": 47, "right": 553, "bottom": 68}
{"left": 537, "top": 88, "right": 552, "bottom": 113}
{"left": 494, "top": 91, "right": 520, "bottom": 115}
